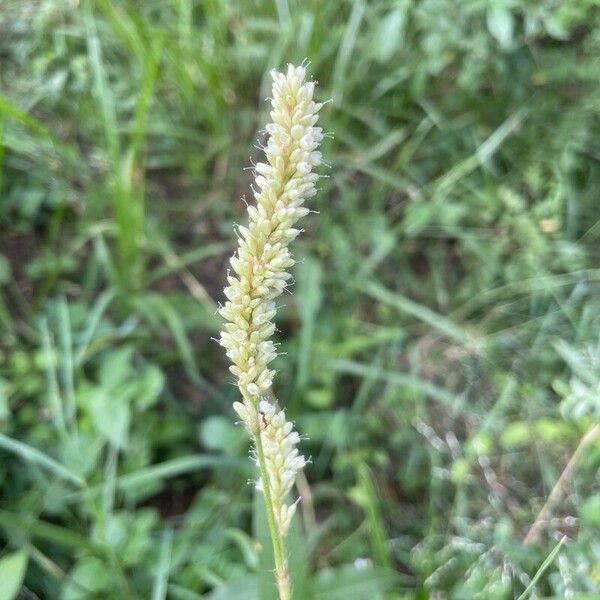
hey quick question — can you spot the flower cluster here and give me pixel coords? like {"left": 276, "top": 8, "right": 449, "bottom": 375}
{"left": 219, "top": 64, "right": 324, "bottom": 428}
{"left": 255, "top": 399, "right": 306, "bottom": 536}
{"left": 220, "top": 63, "right": 323, "bottom": 552}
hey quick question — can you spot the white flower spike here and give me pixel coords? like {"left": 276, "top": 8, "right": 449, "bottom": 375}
{"left": 219, "top": 63, "right": 323, "bottom": 422}
{"left": 220, "top": 63, "right": 324, "bottom": 599}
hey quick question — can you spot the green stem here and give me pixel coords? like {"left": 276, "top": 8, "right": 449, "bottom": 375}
{"left": 254, "top": 431, "right": 291, "bottom": 600}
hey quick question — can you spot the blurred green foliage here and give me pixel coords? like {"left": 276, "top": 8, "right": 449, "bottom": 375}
{"left": 1, "top": 0, "right": 600, "bottom": 598}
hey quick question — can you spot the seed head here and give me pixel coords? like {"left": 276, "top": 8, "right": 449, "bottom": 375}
{"left": 220, "top": 63, "right": 322, "bottom": 541}
{"left": 256, "top": 399, "right": 306, "bottom": 536}
{"left": 219, "top": 64, "right": 324, "bottom": 415}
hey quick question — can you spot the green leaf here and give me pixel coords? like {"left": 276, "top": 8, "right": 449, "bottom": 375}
{"left": 203, "top": 576, "right": 259, "bottom": 600}
{"left": 360, "top": 280, "right": 473, "bottom": 346}
{"left": 64, "top": 454, "right": 251, "bottom": 504}
{"left": 253, "top": 489, "right": 278, "bottom": 600}
{"left": 117, "top": 455, "right": 250, "bottom": 490}
{"left": 487, "top": 7, "right": 514, "bottom": 49}
{"left": 501, "top": 422, "right": 530, "bottom": 449}
{"left": 225, "top": 528, "right": 260, "bottom": 571}
{"left": 0, "top": 379, "right": 10, "bottom": 421}
{"left": 63, "top": 557, "right": 113, "bottom": 600}
{"left": 199, "top": 416, "right": 245, "bottom": 456}
{"left": 89, "top": 388, "right": 130, "bottom": 448}
{"left": 328, "top": 358, "right": 457, "bottom": 407}
{"left": 375, "top": 5, "right": 407, "bottom": 62}
{"left": 0, "top": 433, "right": 85, "bottom": 487}
{"left": 134, "top": 364, "right": 165, "bottom": 410}
{"left": 0, "top": 511, "right": 102, "bottom": 554}
{"left": 152, "top": 529, "right": 173, "bottom": 600}
{"left": 294, "top": 255, "right": 323, "bottom": 392}
{"left": 313, "top": 565, "right": 396, "bottom": 598}
{"left": 0, "top": 551, "right": 28, "bottom": 600}
{"left": 354, "top": 463, "right": 392, "bottom": 571}
{"left": 99, "top": 346, "right": 134, "bottom": 389}
{"left": 579, "top": 495, "right": 600, "bottom": 526}
{"left": 0, "top": 254, "right": 10, "bottom": 284}
{"left": 517, "top": 536, "right": 566, "bottom": 600}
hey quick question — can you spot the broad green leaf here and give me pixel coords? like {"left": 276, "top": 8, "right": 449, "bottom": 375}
{"left": 487, "top": 7, "right": 514, "bottom": 48}
{"left": 0, "top": 551, "right": 28, "bottom": 600}
{"left": 89, "top": 388, "right": 130, "bottom": 448}
{"left": 99, "top": 346, "right": 134, "bottom": 388}
{"left": 375, "top": 5, "right": 407, "bottom": 62}
{"left": 63, "top": 557, "right": 113, "bottom": 600}
{"left": 134, "top": 364, "right": 165, "bottom": 409}
{"left": 199, "top": 416, "right": 245, "bottom": 456}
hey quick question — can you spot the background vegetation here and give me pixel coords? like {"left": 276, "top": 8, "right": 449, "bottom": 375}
{"left": 1, "top": 0, "right": 600, "bottom": 598}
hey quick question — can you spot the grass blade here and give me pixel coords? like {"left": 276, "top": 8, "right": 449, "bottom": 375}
{"left": 517, "top": 536, "right": 567, "bottom": 600}
{"left": 39, "top": 316, "right": 66, "bottom": 436}
{"left": 360, "top": 280, "right": 473, "bottom": 346}
{"left": 355, "top": 463, "right": 393, "bottom": 571}
{"left": 332, "top": 0, "right": 365, "bottom": 104}
{"left": 0, "top": 510, "right": 100, "bottom": 554}
{"left": 328, "top": 357, "right": 458, "bottom": 407}
{"left": 0, "top": 434, "right": 85, "bottom": 487}
{"left": 152, "top": 529, "right": 174, "bottom": 600}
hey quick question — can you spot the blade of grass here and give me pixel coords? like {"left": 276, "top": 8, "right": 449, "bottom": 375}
{"left": 152, "top": 529, "right": 174, "bottom": 600}
{"left": 178, "top": 0, "right": 192, "bottom": 49}
{"left": 0, "top": 550, "right": 28, "bottom": 600}
{"left": 136, "top": 293, "right": 228, "bottom": 408}
{"left": 0, "top": 510, "right": 100, "bottom": 554}
{"left": 84, "top": 3, "right": 120, "bottom": 165}
{"left": 116, "top": 454, "right": 250, "bottom": 491}
{"left": 124, "top": 34, "right": 164, "bottom": 274}
{"left": 65, "top": 454, "right": 250, "bottom": 503}
{"left": 294, "top": 256, "right": 323, "bottom": 395}
{"left": 96, "top": 0, "right": 146, "bottom": 62}
{"left": 84, "top": 2, "right": 142, "bottom": 286}
{"left": 360, "top": 280, "right": 473, "bottom": 346}
{"left": 39, "top": 317, "right": 67, "bottom": 437}
{"left": 517, "top": 536, "right": 567, "bottom": 600}
{"left": 0, "top": 113, "right": 4, "bottom": 192}
{"left": 328, "top": 357, "right": 459, "bottom": 408}
{"left": 147, "top": 242, "right": 231, "bottom": 284}
{"left": 57, "top": 298, "right": 77, "bottom": 436}
{"left": 0, "top": 434, "right": 85, "bottom": 487}
{"left": 332, "top": 0, "right": 365, "bottom": 104}
{"left": 0, "top": 95, "right": 82, "bottom": 172}
{"left": 355, "top": 463, "right": 393, "bottom": 571}
{"left": 74, "top": 288, "right": 117, "bottom": 365}
{"left": 432, "top": 105, "right": 529, "bottom": 199}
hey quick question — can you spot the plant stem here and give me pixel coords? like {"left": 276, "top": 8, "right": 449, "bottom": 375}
{"left": 254, "top": 430, "right": 291, "bottom": 600}
{"left": 523, "top": 423, "right": 600, "bottom": 546}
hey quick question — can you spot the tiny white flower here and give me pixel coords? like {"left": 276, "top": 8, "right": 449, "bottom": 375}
{"left": 258, "top": 399, "right": 306, "bottom": 536}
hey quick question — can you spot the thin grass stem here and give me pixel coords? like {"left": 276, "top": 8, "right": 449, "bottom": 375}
{"left": 254, "top": 429, "right": 291, "bottom": 599}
